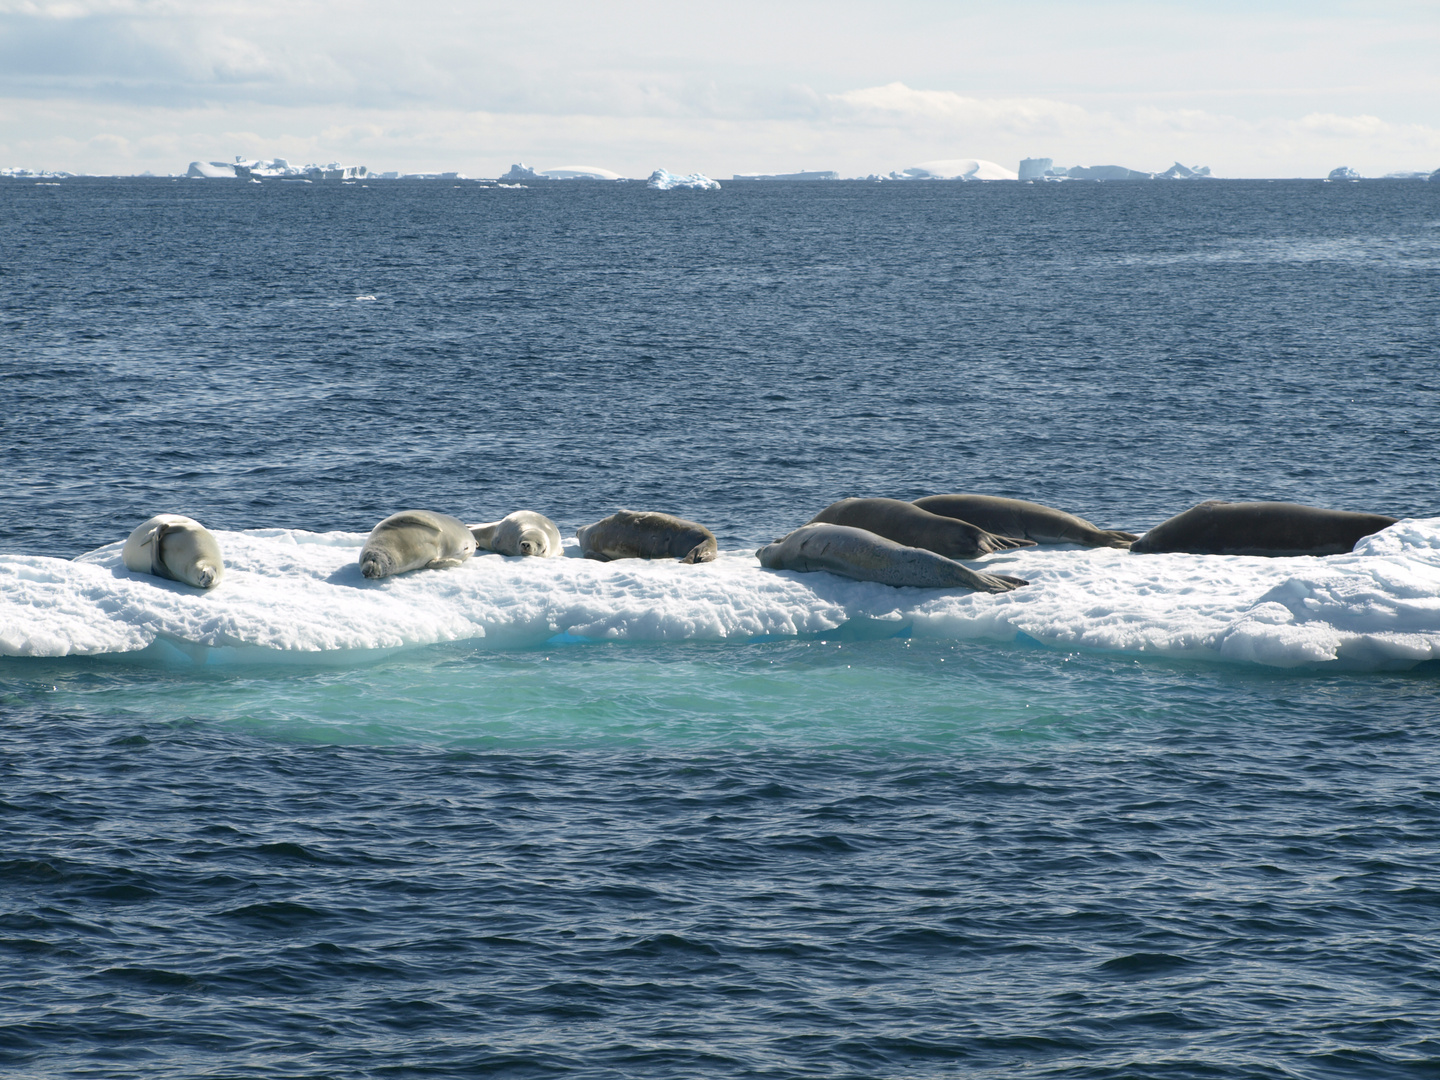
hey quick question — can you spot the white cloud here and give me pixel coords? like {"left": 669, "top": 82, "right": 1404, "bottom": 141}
{"left": 1, "top": 3, "right": 1438, "bottom": 176}
{"left": 829, "top": 84, "right": 1090, "bottom": 138}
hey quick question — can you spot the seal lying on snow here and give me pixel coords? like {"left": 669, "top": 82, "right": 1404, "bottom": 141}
{"left": 914, "top": 494, "right": 1138, "bottom": 548}
{"left": 758, "top": 524, "right": 1027, "bottom": 592}
{"left": 1129, "top": 500, "right": 1398, "bottom": 556}
{"left": 469, "top": 511, "right": 563, "bottom": 558}
{"left": 807, "top": 498, "right": 1033, "bottom": 559}
{"left": 122, "top": 514, "right": 225, "bottom": 589}
{"left": 360, "top": 510, "right": 477, "bottom": 578}
{"left": 576, "top": 510, "right": 718, "bottom": 563}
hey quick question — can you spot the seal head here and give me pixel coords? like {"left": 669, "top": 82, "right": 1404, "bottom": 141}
{"left": 469, "top": 511, "right": 563, "bottom": 558}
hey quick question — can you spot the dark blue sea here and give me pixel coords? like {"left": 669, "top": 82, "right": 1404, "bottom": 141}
{"left": 3, "top": 176, "right": 1440, "bottom": 1078}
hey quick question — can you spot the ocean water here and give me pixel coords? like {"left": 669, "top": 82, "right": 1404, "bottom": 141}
{"left": 3, "top": 177, "right": 1440, "bottom": 1078}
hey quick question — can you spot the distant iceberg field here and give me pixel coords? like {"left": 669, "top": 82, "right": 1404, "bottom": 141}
{"left": 3, "top": 521, "right": 1439, "bottom": 670}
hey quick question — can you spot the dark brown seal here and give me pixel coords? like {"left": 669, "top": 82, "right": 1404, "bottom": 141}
{"left": 575, "top": 510, "right": 718, "bottom": 563}
{"left": 914, "top": 494, "right": 1137, "bottom": 548}
{"left": 1129, "top": 500, "right": 1398, "bottom": 556}
{"left": 806, "top": 498, "right": 1032, "bottom": 559}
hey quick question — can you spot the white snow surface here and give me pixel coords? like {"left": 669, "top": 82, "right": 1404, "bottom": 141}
{"left": 3, "top": 521, "right": 1440, "bottom": 669}
{"left": 647, "top": 169, "right": 720, "bottom": 190}
{"left": 898, "top": 159, "right": 1019, "bottom": 181}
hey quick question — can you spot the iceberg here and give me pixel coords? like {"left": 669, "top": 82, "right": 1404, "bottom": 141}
{"left": 1063, "top": 164, "right": 1153, "bottom": 181}
{"left": 1018, "top": 157, "right": 1053, "bottom": 181}
{"left": 188, "top": 158, "right": 368, "bottom": 181}
{"left": 647, "top": 168, "right": 720, "bottom": 190}
{"left": 2, "top": 167, "right": 75, "bottom": 179}
{"left": 499, "top": 163, "right": 545, "bottom": 182}
{"left": 541, "top": 166, "right": 624, "bottom": 180}
{"left": 1157, "top": 162, "right": 1213, "bottom": 179}
{"left": 892, "top": 159, "right": 1019, "bottom": 181}
{"left": 730, "top": 171, "right": 840, "bottom": 181}
{"left": 1328, "top": 166, "right": 1362, "bottom": 180}
{"left": 186, "top": 161, "right": 237, "bottom": 179}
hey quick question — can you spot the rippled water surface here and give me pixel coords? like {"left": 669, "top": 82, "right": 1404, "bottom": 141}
{"left": 3, "top": 178, "right": 1440, "bottom": 1078}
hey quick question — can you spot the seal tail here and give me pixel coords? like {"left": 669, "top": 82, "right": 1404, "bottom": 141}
{"left": 1098, "top": 530, "right": 1139, "bottom": 548}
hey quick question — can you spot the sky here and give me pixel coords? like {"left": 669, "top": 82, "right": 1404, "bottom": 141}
{"left": 1, "top": 0, "right": 1437, "bottom": 178}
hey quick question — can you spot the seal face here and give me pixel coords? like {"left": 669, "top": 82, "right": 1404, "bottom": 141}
{"left": 914, "top": 494, "right": 1138, "bottom": 548}
{"left": 359, "top": 510, "right": 477, "bottom": 579}
{"left": 806, "top": 498, "right": 1034, "bottom": 559}
{"left": 1129, "top": 500, "right": 1399, "bottom": 556}
{"left": 575, "top": 510, "right": 718, "bottom": 563}
{"left": 469, "top": 511, "right": 563, "bottom": 558}
{"left": 757, "top": 524, "right": 1027, "bottom": 592}
{"left": 121, "top": 514, "right": 225, "bottom": 589}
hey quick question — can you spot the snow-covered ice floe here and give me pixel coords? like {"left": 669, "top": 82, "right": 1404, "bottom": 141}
{"left": 3, "top": 521, "right": 1440, "bottom": 670}
{"left": 647, "top": 169, "right": 720, "bottom": 190}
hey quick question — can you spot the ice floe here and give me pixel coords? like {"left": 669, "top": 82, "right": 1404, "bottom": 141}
{"left": 3, "top": 521, "right": 1440, "bottom": 670}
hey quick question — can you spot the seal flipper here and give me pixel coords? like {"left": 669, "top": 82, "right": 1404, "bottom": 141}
{"left": 468, "top": 522, "right": 499, "bottom": 551}
{"left": 147, "top": 523, "right": 182, "bottom": 583}
{"left": 980, "top": 532, "right": 1037, "bottom": 554}
{"left": 680, "top": 540, "right": 718, "bottom": 564}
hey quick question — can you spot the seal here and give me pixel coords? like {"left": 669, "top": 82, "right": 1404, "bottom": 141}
{"left": 914, "top": 494, "right": 1138, "bottom": 548}
{"left": 359, "top": 510, "right": 477, "bottom": 579}
{"left": 1129, "top": 500, "right": 1398, "bottom": 556}
{"left": 806, "top": 498, "right": 1033, "bottom": 559}
{"left": 575, "top": 510, "right": 718, "bottom": 563}
{"left": 122, "top": 514, "right": 225, "bottom": 589}
{"left": 469, "top": 511, "right": 563, "bottom": 558}
{"left": 757, "top": 524, "right": 1027, "bottom": 592}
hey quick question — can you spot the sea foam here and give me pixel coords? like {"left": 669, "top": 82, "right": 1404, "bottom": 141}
{"left": 2, "top": 521, "right": 1439, "bottom": 669}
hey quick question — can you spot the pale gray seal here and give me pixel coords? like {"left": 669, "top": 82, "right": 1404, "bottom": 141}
{"left": 469, "top": 511, "right": 562, "bottom": 558}
{"left": 575, "top": 510, "right": 718, "bottom": 563}
{"left": 122, "top": 514, "right": 225, "bottom": 589}
{"left": 359, "top": 510, "right": 477, "bottom": 579}
{"left": 914, "top": 494, "right": 1138, "bottom": 548}
{"left": 806, "top": 498, "right": 1033, "bottom": 559}
{"left": 1129, "top": 500, "right": 1398, "bottom": 556}
{"left": 757, "top": 524, "right": 1027, "bottom": 592}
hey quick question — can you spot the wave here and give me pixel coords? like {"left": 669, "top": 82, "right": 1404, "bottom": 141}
{"left": 3, "top": 522, "right": 1439, "bottom": 670}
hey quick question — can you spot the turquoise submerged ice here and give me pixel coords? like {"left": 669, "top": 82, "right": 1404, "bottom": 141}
{"left": 6, "top": 519, "right": 1439, "bottom": 668}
